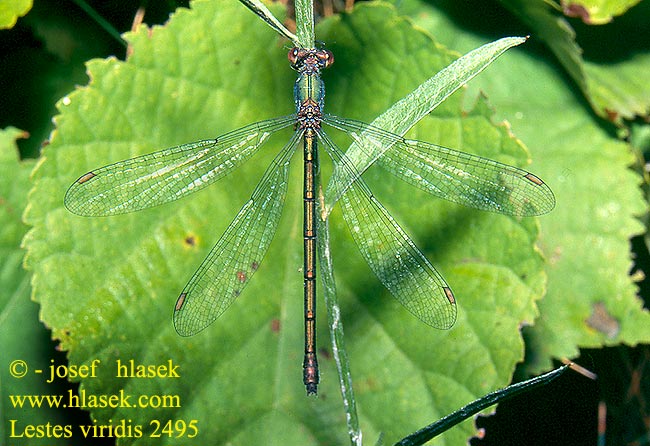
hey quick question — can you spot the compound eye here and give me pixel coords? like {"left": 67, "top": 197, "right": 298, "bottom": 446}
{"left": 323, "top": 50, "right": 334, "bottom": 68}
{"left": 319, "top": 50, "right": 334, "bottom": 68}
{"left": 288, "top": 47, "right": 300, "bottom": 66}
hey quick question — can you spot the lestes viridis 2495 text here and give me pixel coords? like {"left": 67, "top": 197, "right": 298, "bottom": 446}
{"left": 64, "top": 46, "right": 555, "bottom": 395}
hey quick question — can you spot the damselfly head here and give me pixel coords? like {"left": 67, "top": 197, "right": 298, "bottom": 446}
{"left": 288, "top": 47, "right": 334, "bottom": 72}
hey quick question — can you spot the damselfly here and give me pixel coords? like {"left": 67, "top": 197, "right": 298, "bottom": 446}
{"left": 65, "top": 47, "right": 555, "bottom": 395}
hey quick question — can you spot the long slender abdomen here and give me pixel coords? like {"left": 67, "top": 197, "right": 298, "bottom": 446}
{"left": 302, "top": 129, "right": 319, "bottom": 395}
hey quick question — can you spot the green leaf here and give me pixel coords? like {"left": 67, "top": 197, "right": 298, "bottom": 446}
{"left": 24, "top": 1, "right": 552, "bottom": 444}
{"left": 560, "top": 0, "right": 643, "bottom": 24}
{"left": 396, "top": 0, "right": 650, "bottom": 372}
{"left": 0, "top": 0, "right": 31, "bottom": 29}
{"left": 583, "top": 54, "right": 650, "bottom": 123}
{"left": 580, "top": 0, "right": 650, "bottom": 123}
{"left": 0, "top": 127, "right": 72, "bottom": 446}
{"left": 496, "top": 0, "right": 650, "bottom": 123}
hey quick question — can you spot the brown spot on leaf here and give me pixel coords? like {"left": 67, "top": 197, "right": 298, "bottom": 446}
{"left": 586, "top": 302, "right": 620, "bottom": 338}
{"left": 563, "top": 3, "right": 592, "bottom": 23}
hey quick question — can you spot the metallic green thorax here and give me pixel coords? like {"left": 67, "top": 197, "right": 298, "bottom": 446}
{"left": 289, "top": 47, "right": 333, "bottom": 126}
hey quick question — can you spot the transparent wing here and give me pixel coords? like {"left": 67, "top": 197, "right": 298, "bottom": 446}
{"left": 173, "top": 130, "right": 301, "bottom": 336}
{"left": 318, "top": 130, "right": 457, "bottom": 329}
{"left": 323, "top": 115, "right": 555, "bottom": 217}
{"left": 65, "top": 116, "right": 296, "bottom": 216}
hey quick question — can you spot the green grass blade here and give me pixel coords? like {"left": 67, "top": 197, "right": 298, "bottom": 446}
{"left": 238, "top": 0, "right": 298, "bottom": 44}
{"left": 394, "top": 365, "right": 570, "bottom": 445}
{"left": 294, "top": 0, "right": 315, "bottom": 48}
{"left": 324, "top": 36, "right": 528, "bottom": 214}
{"left": 317, "top": 208, "right": 362, "bottom": 446}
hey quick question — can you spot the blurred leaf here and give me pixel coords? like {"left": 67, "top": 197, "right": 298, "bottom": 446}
{"left": 498, "top": 0, "right": 587, "bottom": 91}
{"left": 583, "top": 53, "right": 650, "bottom": 122}
{"left": 580, "top": 0, "right": 650, "bottom": 123}
{"left": 497, "top": 0, "right": 650, "bottom": 123}
{"left": 0, "top": 0, "right": 128, "bottom": 158}
{"left": 396, "top": 0, "right": 650, "bottom": 373}
{"left": 0, "top": 127, "right": 72, "bottom": 446}
{"left": 24, "top": 0, "right": 553, "bottom": 444}
{"left": 0, "top": 0, "right": 31, "bottom": 29}
{"left": 560, "top": 0, "right": 643, "bottom": 24}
